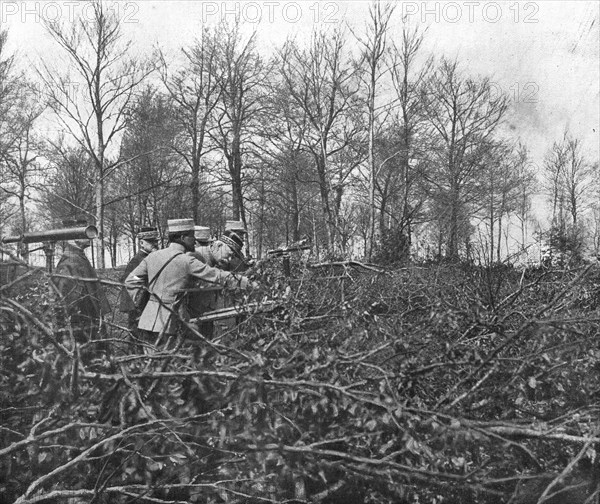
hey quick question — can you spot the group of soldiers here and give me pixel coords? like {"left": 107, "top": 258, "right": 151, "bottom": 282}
{"left": 52, "top": 218, "right": 256, "bottom": 349}
{"left": 122, "top": 218, "right": 256, "bottom": 341}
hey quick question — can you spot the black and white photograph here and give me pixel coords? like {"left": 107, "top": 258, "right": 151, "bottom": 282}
{"left": 0, "top": 1, "right": 599, "bottom": 502}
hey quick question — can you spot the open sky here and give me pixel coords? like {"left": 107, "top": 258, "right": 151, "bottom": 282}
{"left": 3, "top": 1, "right": 598, "bottom": 163}
{"left": 2, "top": 1, "right": 599, "bottom": 217}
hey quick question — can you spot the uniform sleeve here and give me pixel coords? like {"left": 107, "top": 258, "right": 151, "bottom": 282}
{"left": 53, "top": 263, "right": 85, "bottom": 312}
{"left": 95, "top": 277, "right": 111, "bottom": 315}
{"left": 188, "top": 255, "right": 249, "bottom": 289}
{"left": 119, "top": 254, "right": 144, "bottom": 312}
{"left": 120, "top": 253, "right": 143, "bottom": 282}
{"left": 125, "top": 258, "right": 149, "bottom": 303}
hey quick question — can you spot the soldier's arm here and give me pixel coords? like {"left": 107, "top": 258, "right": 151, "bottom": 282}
{"left": 188, "top": 255, "right": 250, "bottom": 290}
{"left": 53, "top": 264, "right": 85, "bottom": 311}
{"left": 120, "top": 254, "right": 142, "bottom": 282}
{"left": 125, "top": 259, "right": 149, "bottom": 302}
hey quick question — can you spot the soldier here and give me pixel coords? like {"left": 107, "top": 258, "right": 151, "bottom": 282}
{"left": 225, "top": 219, "right": 247, "bottom": 238}
{"left": 189, "top": 230, "right": 247, "bottom": 336}
{"left": 224, "top": 220, "right": 251, "bottom": 273}
{"left": 193, "top": 226, "right": 213, "bottom": 260}
{"left": 193, "top": 231, "right": 245, "bottom": 269}
{"left": 52, "top": 235, "right": 110, "bottom": 344}
{"left": 125, "top": 219, "right": 254, "bottom": 340}
{"left": 119, "top": 227, "right": 160, "bottom": 332}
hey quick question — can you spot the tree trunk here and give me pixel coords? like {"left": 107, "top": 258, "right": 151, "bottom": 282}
{"left": 94, "top": 176, "right": 105, "bottom": 268}
{"left": 290, "top": 176, "right": 300, "bottom": 242}
{"left": 368, "top": 81, "right": 376, "bottom": 259}
{"left": 19, "top": 191, "right": 29, "bottom": 262}
{"left": 315, "top": 151, "right": 335, "bottom": 252}
{"left": 489, "top": 194, "right": 495, "bottom": 263}
{"left": 447, "top": 191, "right": 460, "bottom": 261}
{"left": 378, "top": 193, "right": 387, "bottom": 239}
{"left": 497, "top": 209, "right": 503, "bottom": 263}
{"left": 191, "top": 155, "right": 200, "bottom": 223}
{"left": 229, "top": 128, "right": 246, "bottom": 226}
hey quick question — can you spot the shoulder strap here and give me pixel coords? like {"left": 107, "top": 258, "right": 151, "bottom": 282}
{"left": 148, "top": 252, "right": 183, "bottom": 289}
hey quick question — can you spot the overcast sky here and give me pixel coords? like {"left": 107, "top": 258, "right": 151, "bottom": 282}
{"left": 3, "top": 0, "right": 599, "bottom": 172}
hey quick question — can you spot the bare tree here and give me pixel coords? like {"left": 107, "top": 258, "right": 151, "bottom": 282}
{"left": 563, "top": 134, "right": 593, "bottom": 227}
{"left": 0, "top": 30, "right": 17, "bottom": 158}
{"left": 590, "top": 160, "right": 600, "bottom": 256}
{"left": 38, "top": 0, "right": 153, "bottom": 267}
{"left": 0, "top": 29, "right": 19, "bottom": 230}
{"left": 354, "top": 0, "right": 396, "bottom": 258}
{"left": 256, "top": 74, "right": 320, "bottom": 252}
{"left": 543, "top": 135, "right": 569, "bottom": 229}
{"left": 159, "top": 28, "right": 223, "bottom": 223}
{"left": 211, "top": 23, "right": 266, "bottom": 228}
{"left": 0, "top": 82, "right": 45, "bottom": 256}
{"left": 40, "top": 142, "right": 96, "bottom": 225}
{"left": 511, "top": 143, "right": 537, "bottom": 256}
{"left": 422, "top": 58, "right": 508, "bottom": 260}
{"left": 116, "top": 86, "right": 183, "bottom": 250}
{"left": 278, "top": 29, "right": 360, "bottom": 252}
{"left": 543, "top": 129, "right": 596, "bottom": 262}
{"left": 386, "top": 23, "right": 432, "bottom": 251}
{"left": 474, "top": 140, "right": 524, "bottom": 263}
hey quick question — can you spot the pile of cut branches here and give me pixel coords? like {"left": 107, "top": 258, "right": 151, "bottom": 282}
{"left": 1, "top": 257, "right": 599, "bottom": 503}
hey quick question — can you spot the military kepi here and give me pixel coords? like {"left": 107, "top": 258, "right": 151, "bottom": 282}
{"left": 220, "top": 232, "right": 244, "bottom": 259}
{"left": 194, "top": 226, "right": 212, "bottom": 242}
{"left": 225, "top": 220, "right": 247, "bottom": 234}
{"left": 137, "top": 226, "right": 159, "bottom": 241}
{"left": 167, "top": 218, "right": 195, "bottom": 234}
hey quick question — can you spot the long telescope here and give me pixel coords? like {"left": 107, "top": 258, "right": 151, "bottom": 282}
{"left": 1, "top": 225, "right": 98, "bottom": 244}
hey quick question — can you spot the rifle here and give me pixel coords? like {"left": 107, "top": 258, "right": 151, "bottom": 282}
{"left": 190, "top": 300, "right": 278, "bottom": 324}
{"left": 266, "top": 239, "right": 311, "bottom": 257}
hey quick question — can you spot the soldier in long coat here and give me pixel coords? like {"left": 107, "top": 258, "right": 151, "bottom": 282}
{"left": 224, "top": 220, "right": 251, "bottom": 273}
{"left": 125, "top": 219, "right": 252, "bottom": 338}
{"left": 193, "top": 226, "right": 212, "bottom": 259}
{"left": 189, "top": 229, "right": 247, "bottom": 336}
{"left": 53, "top": 238, "right": 111, "bottom": 343}
{"left": 119, "top": 227, "right": 160, "bottom": 330}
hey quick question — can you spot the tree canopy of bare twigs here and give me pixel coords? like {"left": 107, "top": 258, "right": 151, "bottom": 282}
{"left": 422, "top": 58, "right": 509, "bottom": 260}
{"left": 37, "top": 0, "right": 154, "bottom": 267}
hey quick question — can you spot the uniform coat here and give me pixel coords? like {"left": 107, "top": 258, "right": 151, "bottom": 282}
{"left": 189, "top": 246, "right": 222, "bottom": 318}
{"left": 125, "top": 242, "right": 247, "bottom": 335}
{"left": 52, "top": 243, "right": 110, "bottom": 339}
{"left": 227, "top": 255, "right": 250, "bottom": 273}
{"left": 118, "top": 249, "right": 150, "bottom": 313}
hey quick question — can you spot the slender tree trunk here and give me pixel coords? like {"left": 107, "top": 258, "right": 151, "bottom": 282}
{"left": 229, "top": 128, "right": 246, "bottom": 225}
{"left": 378, "top": 194, "right": 387, "bottom": 238}
{"left": 19, "top": 189, "right": 29, "bottom": 261}
{"left": 489, "top": 200, "right": 495, "bottom": 264}
{"left": 290, "top": 176, "right": 300, "bottom": 242}
{"left": 315, "top": 149, "right": 334, "bottom": 252}
{"left": 111, "top": 222, "right": 118, "bottom": 267}
{"left": 402, "top": 159, "right": 412, "bottom": 246}
{"left": 448, "top": 186, "right": 460, "bottom": 260}
{"left": 95, "top": 34, "right": 106, "bottom": 269}
{"left": 94, "top": 175, "right": 104, "bottom": 268}
{"left": 368, "top": 80, "right": 376, "bottom": 259}
{"left": 191, "top": 156, "right": 200, "bottom": 223}
{"left": 497, "top": 206, "right": 503, "bottom": 263}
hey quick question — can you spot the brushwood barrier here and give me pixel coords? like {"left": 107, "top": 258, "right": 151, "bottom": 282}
{"left": 1, "top": 254, "right": 599, "bottom": 504}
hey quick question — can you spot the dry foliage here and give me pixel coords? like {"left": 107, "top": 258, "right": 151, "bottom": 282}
{"left": 1, "top": 255, "right": 599, "bottom": 504}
